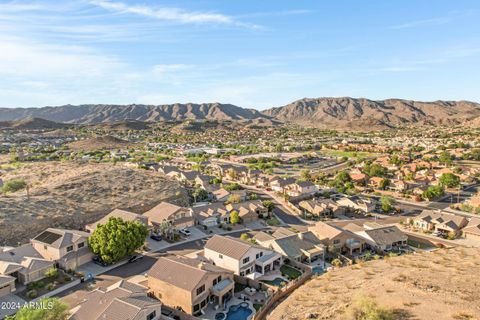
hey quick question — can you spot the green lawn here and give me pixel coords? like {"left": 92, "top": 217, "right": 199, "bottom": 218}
{"left": 253, "top": 303, "right": 263, "bottom": 311}
{"left": 280, "top": 265, "right": 302, "bottom": 280}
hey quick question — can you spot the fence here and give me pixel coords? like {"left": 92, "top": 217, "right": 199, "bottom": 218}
{"left": 253, "top": 264, "right": 313, "bottom": 320}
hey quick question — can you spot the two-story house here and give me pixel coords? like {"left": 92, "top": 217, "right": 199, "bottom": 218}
{"left": 143, "top": 202, "right": 194, "bottom": 231}
{"left": 30, "top": 228, "right": 93, "bottom": 271}
{"left": 148, "top": 256, "right": 234, "bottom": 316}
{"left": 204, "top": 235, "right": 282, "bottom": 279}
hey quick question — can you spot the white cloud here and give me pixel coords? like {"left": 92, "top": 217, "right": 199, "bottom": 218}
{"left": 152, "top": 64, "right": 191, "bottom": 75}
{"left": 390, "top": 17, "right": 453, "bottom": 30}
{"left": 90, "top": 0, "right": 259, "bottom": 28}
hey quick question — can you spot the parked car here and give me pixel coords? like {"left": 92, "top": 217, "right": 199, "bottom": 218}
{"left": 179, "top": 228, "right": 191, "bottom": 236}
{"left": 92, "top": 255, "right": 110, "bottom": 267}
{"left": 150, "top": 234, "right": 162, "bottom": 241}
{"left": 128, "top": 255, "right": 144, "bottom": 263}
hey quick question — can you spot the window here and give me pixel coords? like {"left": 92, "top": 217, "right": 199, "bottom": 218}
{"left": 213, "top": 275, "right": 221, "bottom": 286}
{"left": 333, "top": 239, "right": 340, "bottom": 245}
{"left": 193, "top": 304, "right": 200, "bottom": 312}
{"left": 256, "top": 252, "right": 263, "bottom": 259}
{"left": 196, "top": 284, "right": 205, "bottom": 296}
{"left": 147, "top": 311, "right": 156, "bottom": 320}
{"left": 242, "top": 257, "right": 250, "bottom": 264}
{"left": 66, "top": 245, "right": 73, "bottom": 252}
{"left": 77, "top": 242, "right": 85, "bottom": 249}
{"left": 219, "top": 254, "right": 223, "bottom": 259}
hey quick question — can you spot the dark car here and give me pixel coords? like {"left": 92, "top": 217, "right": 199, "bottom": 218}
{"left": 128, "top": 254, "right": 144, "bottom": 263}
{"left": 150, "top": 234, "right": 162, "bottom": 241}
{"left": 92, "top": 255, "right": 110, "bottom": 267}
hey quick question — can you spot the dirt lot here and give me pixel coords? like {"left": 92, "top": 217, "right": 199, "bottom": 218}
{"left": 268, "top": 247, "right": 480, "bottom": 320}
{"left": 0, "top": 161, "right": 188, "bottom": 245}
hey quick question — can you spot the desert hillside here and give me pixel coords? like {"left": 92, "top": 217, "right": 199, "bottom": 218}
{"left": 262, "top": 97, "right": 480, "bottom": 130}
{"left": 0, "top": 162, "right": 188, "bottom": 245}
{"left": 268, "top": 247, "right": 480, "bottom": 320}
{"left": 0, "top": 103, "right": 266, "bottom": 124}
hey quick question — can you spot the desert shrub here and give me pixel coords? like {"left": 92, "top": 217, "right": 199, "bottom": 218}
{"left": 346, "top": 295, "right": 395, "bottom": 320}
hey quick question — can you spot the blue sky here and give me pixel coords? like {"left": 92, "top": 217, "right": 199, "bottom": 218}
{"left": 0, "top": 0, "right": 479, "bottom": 109}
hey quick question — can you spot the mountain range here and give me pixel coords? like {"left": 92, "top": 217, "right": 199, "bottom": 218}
{"left": 1, "top": 98, "right": 479, "bottom": 130}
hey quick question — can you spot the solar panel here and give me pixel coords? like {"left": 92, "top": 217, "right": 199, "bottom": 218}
{"left": 34, "top": 230, "right": 62, "bottom": 244}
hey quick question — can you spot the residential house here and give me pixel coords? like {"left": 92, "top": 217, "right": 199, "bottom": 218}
{"left": 212, "top": 188, "right": 231, "bottom": 203}
{"left": 284, "top": 181, "right": 318, "bottom": 198}
{"left": 299, "top": 199, "right": 344, "bottom": 218}
{"left": 270, "top": 177, "right": 296, "bottom": 193}
{"left": 368, "top": 177, "right": 384, "bottom": 189}
{"left": 30, "top": 228, "right": 93, "bottom": 271}
{"left": 462, "top": 218, "right": 480, "bottom": 241}
{"left": 413, "top": 210, "right": 468, "bottom": 236}
{"left": 204, "top": 235, "right": 283, "bottom": 278}
{"left": 239, "top": 169, "right": 262, "bottom": 185}
{"left": 148, "top": 255, "right": 234, "bottom": 316}
{"left": 336, "top": 196, "right": 375, "bottom": 213}
{"left": 255, "top": 231, "right": 325, "bottom": 264}
{"left": 225, "top": 200, "right": 268, "bottom": 223}
{"left": 86, "top": 209, "right": 148, "bottom": 233}
{"left": 346, "top": 224, "right": 408, "bottom": 252}
{"left": 143, "top": 202, "right": 194, "bottom": 231}
{"left": 308, "top": 222, "right": 364, "bottom": 255}
{"left": 0, "top": 244, "right": 54, "bottom": 291}
{"left": 193, "top": 203, "right": 229, "bottom": 227}
{"left": 70, "top": 280, "right": 161, "bottom": 320}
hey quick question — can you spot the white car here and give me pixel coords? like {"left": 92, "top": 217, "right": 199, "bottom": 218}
{"left": 179, "top": 228, "right": 191, "bottom": 236}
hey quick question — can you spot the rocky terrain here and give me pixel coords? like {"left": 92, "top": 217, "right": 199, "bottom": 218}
{"left": 263, "top": 97, "right": 480, "bottom": 130}
{"left": 0, "top": 162, "right": 188, "bottom": 245}
{"left": 67, "top": 135, "right": 134, "bottom": 151}
{"left": 0, "top": 103, "right": 266, "bottom": 124}
{"left": 0, "top": 116, "right": 73, "bottom": 130}
{"left": 268, "top": 247, "right": 480, "bottom": 320}
{"left": 1, "top": 98, "right": 480, "bottom": 130}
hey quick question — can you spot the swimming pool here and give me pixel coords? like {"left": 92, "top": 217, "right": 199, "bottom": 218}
{"left": 225, "top": 302, "right": 253, "bottom": 320}
{"left": 312, "top": 266, "right": 324, "bottom": 274}
{"left": 261, "top": 277, "right": 287, "bottom": 287}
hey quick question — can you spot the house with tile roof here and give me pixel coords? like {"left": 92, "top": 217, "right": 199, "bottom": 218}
{"left": 70, "top": 279, "right": 161, "bottom": 320}
{"left": 413, "top": 210, "right": 468, "bottom": 236}
{"left": 143, "top": 202, "right": 194, "bottom": 230}
{"left": 148, "top": 255, "right": 234, "bottom": 316}
{"left": 255, "top": 231, "right": 325, "bottom": 264}
{"left": 30, "top": 228, "right": 93, "bottom": 271}
{"left": 204, "top": 235, "right": 282, "bottom": 279}
{"left": 462, "top": 218, "right": 480, "bottom": 241}
{"left": 308, "top": 222, "right": 364, "bottom": 255}
{"left": 86, "top": 209, "right": 148, "bottom": 233}
{"left": 0, "top": 244, "right": 54, "bottom": 294}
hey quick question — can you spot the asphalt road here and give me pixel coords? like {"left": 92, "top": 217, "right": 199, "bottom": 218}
{"left": 273, "top": 207, "right": 307, "bottom": 226}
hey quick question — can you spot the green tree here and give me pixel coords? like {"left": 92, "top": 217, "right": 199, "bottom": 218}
{"left": 230, "top": 210, "right": 240, "bottom": 224}
{"left": 299, "top": 169, "right": 312, "bottom": 181}
{"left": 6, "top": 298, "right": 69, "bottom": 320}
{"left": 380, "top": 196, "right": 395, "bottom": 213}
{"left": 379, "top": 178, "right": 391, "bottom": 190}
{"left": 227, "top": 194, "right": 241, "bottom": 204}
{"left": 88, "top": 217, "right": 148, "bottom": 264}
{"left": 1, "top": 179, "right": 27, "bottom": 194}
{"left": 439, "top": 151, "right": 453, "bottom": 166}
{"left": 262, "top": 200, "right": 276, "bottom": 212}
{"left": 422, "top": 185, "right": 445, "bottom": 201}
{"left": 439, "top": 173, "right": 460, "bottom": 188}
{"left": 240, "top": 233, "right": 250, "bottom": 241}
{"left": 192, "top": 188, "right": 209, "bottom": 202}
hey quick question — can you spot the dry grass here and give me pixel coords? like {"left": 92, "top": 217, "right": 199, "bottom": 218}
{"left": 268, "top": 248, "right": 480, "bottom": 320}
{"left": 0, "top": 161, "right": 188, "bottom": 245}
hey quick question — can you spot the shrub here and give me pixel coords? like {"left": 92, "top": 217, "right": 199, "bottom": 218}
{"left": 346, "top": 295, "right": 395, "bottom": 320}
{"left": 27, "top": 289, "right": 38, "bottom": 299}
{"left": 46, "top": 283, "right": 55, "bottom": 291}
{"left": 331, "top": 258, "right": 342, "bottom": 268}
{"left": 44, "top": 267, "right": 58, "bottom": 278}
{"left": 1, "top": 179, "right": 27, "bottom": 194}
